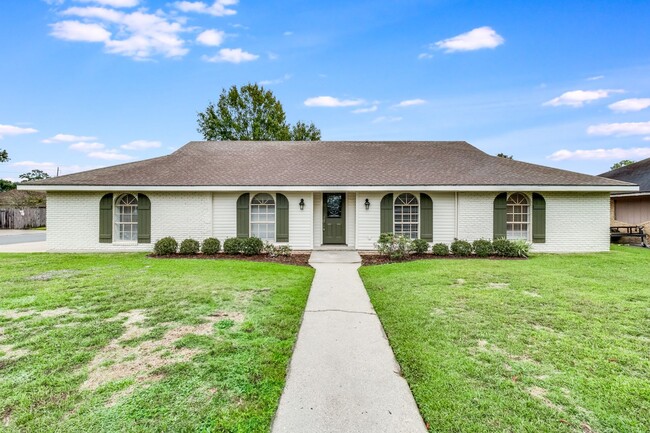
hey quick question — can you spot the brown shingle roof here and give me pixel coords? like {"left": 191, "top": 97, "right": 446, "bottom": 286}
{"left": 600, "top": 157, "right": 650, "bottom": 192}
{"left": 26, "top": 141, "right": 634, "bottom": 188}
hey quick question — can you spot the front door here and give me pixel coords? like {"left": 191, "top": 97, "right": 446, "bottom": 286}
{"left": 323, "top": 193, "right": 346, "bottom": 244}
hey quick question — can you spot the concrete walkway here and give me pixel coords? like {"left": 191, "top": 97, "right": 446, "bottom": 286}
{"left": 272, "top": 251, "right": 427, "bottom": 433}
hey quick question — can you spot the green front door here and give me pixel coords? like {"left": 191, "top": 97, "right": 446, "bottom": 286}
{"left": 323, "top": 193, "right": 346, "bottom": 244}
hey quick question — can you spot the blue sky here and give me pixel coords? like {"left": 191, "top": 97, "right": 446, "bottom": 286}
{"left": 1, "top": 0, "right": 650, "bottom": 181}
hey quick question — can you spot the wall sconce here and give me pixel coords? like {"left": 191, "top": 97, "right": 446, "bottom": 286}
{"left": 364, "top": 198, "right": 370, "bottom": 210}
{"left": 299, "top": 198, "right": 305, "bottom": 210}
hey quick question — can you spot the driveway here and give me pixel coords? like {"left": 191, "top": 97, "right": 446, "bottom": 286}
{"left": 0, "top": 230, "right": 47, "bottom": 252}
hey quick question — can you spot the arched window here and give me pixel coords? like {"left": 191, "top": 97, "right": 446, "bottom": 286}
{"left": 394, "top": 193, "right": 419, "bottom": 239}
{"left": 251, "top": 193, "right": 275, "bottom": 242}
{"left": 506, "top": 193, "right": 529, "bottom": 240}
{"left": 115, "top": 194, "right": 138, "bottom": 241}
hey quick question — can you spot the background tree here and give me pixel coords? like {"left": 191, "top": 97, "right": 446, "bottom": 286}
{"left": 496, "top": 153, "right": 513, "bottom": 159}
{"left": 197, "top": 83, "right": 320, "bottom": 141}
{"left": 0, "top": 149, "right": 8, "bottom": 163}
{"left": 0, "top": 179, "right": 16, "bottom": 192}
{"left": 19, "top": 169, "right": 50, "bottom": 182}
{"left": 610, "top": 159, "right": 635, "bottom": 170}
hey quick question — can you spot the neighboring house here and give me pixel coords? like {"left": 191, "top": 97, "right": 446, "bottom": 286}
{"left": 600, "top": 158, "right": 650, "bottom": 243}
{"left": 19, "top": 141, "right": 636, "bottom": 252}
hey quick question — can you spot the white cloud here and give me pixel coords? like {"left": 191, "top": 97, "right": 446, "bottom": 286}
{"left": 202, "top": 48, "right": 258, "bottom": 63}
{"left": 608, "top": 98, "right": 650, "bottom": 113}
{"left": 42, "top": 133, "right": 98, "bottom": 143}
{"left": 394, "top": 99, "right": 426, "bottom": 108}
{"left": 174, "top": 0, "right": 237, "bottom": 16}
{"left": 74, "top": 0, "right": 139, "bottom": 7}
{"left": 434, "top": 26, "right": 504, "bottom": 53}
{"left": 372, "top": 116, "right": 402, "bottom": 124}
{"left": 548, "top": 147, "right": 650, "bottom": 161}
{"left": 644, "top": 137, "right": 650, "bottom": 142}
{"left": 283, "top": 31, "right": 293, "bottom": 36}
{"left": 587, "top": 75, "right": 604, "bottom": 81}
{"left": 196, "top": 29, "right": 225, "bottom": 46}
{"left": 352, "top": 105, "right": 378, "bottom": 114}
{"left": 304, "top": 96, "right": 364, "bottom": 107}
{"left": 11, "top": 161, "right": 93, "bottom": 176}
{"left": 56, "top": 7, "right": 188, "bottom": 59}
{"left": 50, "top": 20, "right": 111, "bottom": 42}
{"left": 418, "top": 52, "right": 433, "bottom": 59}
{"left": 87, "top": 149, "right": 133, "bottom": 160}
{"left": 0, "top": 124, "right": 38, "bottom": 139}
{"left": 120, "top": 139, "right": 161, "bottom": 150}
{"left": 587, "top": 121, "right": 650, "bottom": 137}
{"left": 69, "top": 141, "right": 105, "bottom": 152}
{"left": 259, "top": 74, "right": 292, "bottom": 86}
{"left": 543, "top": 89, "right": 623, "bottom": 107}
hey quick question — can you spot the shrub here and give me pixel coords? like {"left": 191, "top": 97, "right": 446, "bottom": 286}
{"left": 472, "top": 239, "right": 493, "bottom": 257}
{"left": 450, "top": 239, "right": 472, "bottom": 257}
{"left": 375, "top": 233, "right": 412, "bottom": 260}
{"left": 223, "top": 238, "right": 243, "bottom": 255}
{"left": 201, "top": 237, "right": 221, "bottom": 255}
{"left": 241, "top": 237, "right": 264, "bottom": 256}
{"left": 276, "top": 245, "right": 292, "bottom": 257}
{"left": 492, "top": 238, "right": 514, "bottom": 257}
{"left": 179, "top": 238, "right": 200, "bottom": 255}
{"left": 153, "top": 237, "right": 178, "bottom": 255}
{"left": 263, "top": 241, "right": 277, "bottom": 257}
{"left": 510, "top": 239, "right": 531, "bottom": 258}
{"left": 431, "top": 243, "right": 449, "bottom": 256}
{"left": 412, "top": 239, "right": 429, "bottom": 254}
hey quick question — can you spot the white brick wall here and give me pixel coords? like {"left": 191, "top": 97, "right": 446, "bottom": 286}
{"left": 47, "top": 191, "right": 212, "bottom": 252}
{"left": 46, "top": 190, "right": 611, "bottom": 253}
{"left": 456, "top": 191, "right": 611, "bottom": 252}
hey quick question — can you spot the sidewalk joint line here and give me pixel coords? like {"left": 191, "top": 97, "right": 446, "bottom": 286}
{"left": 305, "top": 308, "right": 376, "bottom": 316}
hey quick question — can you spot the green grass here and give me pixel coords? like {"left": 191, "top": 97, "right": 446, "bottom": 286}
{"left": 0, "top": 253, "right": 314, "bottom": 432}
{"left": 359, "top": 245, "right": 650, "bottom": 433}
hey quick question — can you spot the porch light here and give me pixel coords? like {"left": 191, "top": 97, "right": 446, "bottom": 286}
{"left": 299, "top": 198, "right": 305, "bottom": 210}
{"left": 365, "top": 198, "right": 370, "bottom": 210}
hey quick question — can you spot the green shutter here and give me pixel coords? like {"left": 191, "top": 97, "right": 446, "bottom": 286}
{"left": 237, "top": 193, "right": 250, "bottom": 238}
{"left": 532, "top": 193, "right": 546, "bottom": 243}
{"left": 493, "top": 192, "right": 507, "bottom": 240}
{"left": 380, "top": 193, "right": 393, "bottom": 234}
{"left": 420, "top": 193, "right": 433, "bottom": 242}
{"left": 99, "top": 193, "right": 113, "bottom": 243}
{"left": 276, "top": 193, "right": 289, "bottom": 242}
{"left": 137, "top": 193, "right": 151, "bottom": 244}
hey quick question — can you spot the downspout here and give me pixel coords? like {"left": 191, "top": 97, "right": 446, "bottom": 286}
{"left": 454, "top": 191, "right": 459, "bottom": 239}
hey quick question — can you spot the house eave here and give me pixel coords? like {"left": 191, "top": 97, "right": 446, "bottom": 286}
{"left": 18, "top": 184, "right": 640, "bottom": 193}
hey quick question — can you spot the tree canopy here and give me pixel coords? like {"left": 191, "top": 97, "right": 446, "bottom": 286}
{"left": 0, "top": 149, "right": 8, "bottom": 163}
{"left": 496, "top": 153, "right": 513, "bottom": 159}
{"left": 197, "top": 83, "right": 321, "bottom": 141}
{"left": 20, "top": 169, "right": 50, "bottom": 182}
{"left": 610, "top": 159, "right": 635, "bottom": 170}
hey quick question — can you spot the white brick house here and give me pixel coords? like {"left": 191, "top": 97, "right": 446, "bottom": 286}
{"left": 20, "top": 141, "right": 637, "bottom": 253}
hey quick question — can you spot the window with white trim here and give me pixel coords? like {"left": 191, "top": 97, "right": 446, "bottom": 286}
{"left": 394, "top": 193, "right": 419, "bottom": 239}
{"left": 251, "top": 193, "right": 275, "bottom": 242}
{"left": 115, "top": 194, "right": 138, "bottom": 241}
{"left": 507, "top": 193, "right": 529, "bottom": 240}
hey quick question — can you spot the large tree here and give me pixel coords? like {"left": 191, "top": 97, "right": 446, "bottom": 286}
{"left": 19, "top": 169, "right": 50, "bottom": 182}
{"left": 610, "top": 159, "right": 635, "bottom": 170}
{"left": 197, "top": 83, "right": 321, "bottom": 141}
{"left": 0, "top": 149, "right": 8, "bottom": 163}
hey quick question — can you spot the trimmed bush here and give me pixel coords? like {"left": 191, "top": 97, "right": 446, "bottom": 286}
{"left": 223, "top": 238, "right": 243, "bottom": 255}
{"left": 451, "top": 239, "right": 472, "bottom": 257}
{"left": 241, "top": 237, "right": 264, "bottom": 256}
{"left": 492, "top": 238, "right": 514, "bottom": 257}
{"left": 201, "top": 237, "right": 221, "bottom": 255}
{"left": 263, "top": 241, "right": 277, "bottom": 257}
{"left": 511, "top": 239, "right": 531, "bottom": 258}
{"left": 412, "top": 239, "right": 429, "bottom": 254}
{"left": 153, "top": 237, "right": 178, "bottom": 255}
{"left": 431, "top": 243, "right": 449, "bottom": 256}
{"left": 375, "top": 233, "right": 412, "bottom": 260}
{"left": 179, "top": 238, "right": 200, "bottom": 255}
{"left": 472, "top": 239, "right": 493, "bottom": 257}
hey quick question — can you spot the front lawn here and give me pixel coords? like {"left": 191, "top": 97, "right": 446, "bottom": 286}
{"left": 359, "top": 245, "right": 650, "bottom": 433}
{"left": 0, "top": 253, "right": 314, "bottom": 432}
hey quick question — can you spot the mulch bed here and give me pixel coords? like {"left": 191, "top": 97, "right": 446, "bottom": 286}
{"left": 361, "top": 253, "right": 527, "bottom": 266}
{"left": 148, "top": 253, "right": 312, "bottom": 267}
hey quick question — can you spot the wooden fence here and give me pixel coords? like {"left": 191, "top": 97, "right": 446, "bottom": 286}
{"left": 0, "top": 207, "right": 46, "bottom": 229}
